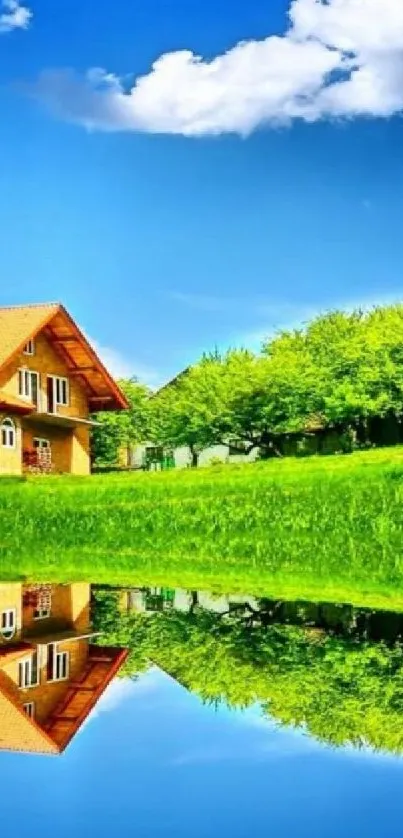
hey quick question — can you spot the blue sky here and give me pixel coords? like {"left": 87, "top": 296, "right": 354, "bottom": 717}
{"left": 1, "top": 1, "right": 403, "bottom": 386}
{"left": 1, "top": 668, "right": 403, "bottom": 837}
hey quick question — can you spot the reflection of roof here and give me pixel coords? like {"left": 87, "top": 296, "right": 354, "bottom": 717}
{"left": 0, "top": 645, "right": 129, "bottom": 756}
{"left": 0, "top": 670, "right": 58, "bottom": 755}
{"left": 0, "top": 303, "right": 128, "bottom": 412}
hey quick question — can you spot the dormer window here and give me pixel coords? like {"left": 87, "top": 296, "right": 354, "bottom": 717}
{"left": 23, "top": 339, "right": 35, "bottom": 356}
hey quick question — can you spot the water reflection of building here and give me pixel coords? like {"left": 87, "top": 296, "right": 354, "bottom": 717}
{"left": 0, "top": 583, "right": 128, "bottom": 755}
{"left": 102, "top": 585, "right": 403, "bottom": 644}
{"left": 115, "top": 586, "right": 259, "bottom": 615}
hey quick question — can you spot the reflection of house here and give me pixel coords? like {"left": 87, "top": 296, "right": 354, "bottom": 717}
{"left": 0, "top": 303, "right": 128, "bottom": 475}
{"left": 115, "top": 586, "right": 259, "bottom": 615}
{"left": 0, "top": 582, "right": 128, "bottom": 755}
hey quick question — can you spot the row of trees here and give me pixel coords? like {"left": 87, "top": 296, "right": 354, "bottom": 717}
{"left": 91, "top": 304, "right": 403, "bottom": 466}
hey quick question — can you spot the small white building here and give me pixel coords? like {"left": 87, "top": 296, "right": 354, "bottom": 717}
{"left": 124, "top": 439, "right": 260, "bottom": 470}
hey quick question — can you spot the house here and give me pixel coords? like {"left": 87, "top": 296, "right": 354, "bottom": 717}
{"left": 0, "top": 582, "right": 128, "bottom": 755}
{"left": 0, "top": 303, "right": 128, "bottom": 475}
{"left": 99, "top": 584, "right": 259, "bottom": 616}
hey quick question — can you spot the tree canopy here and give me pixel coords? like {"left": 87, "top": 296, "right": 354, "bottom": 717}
{"left": 92, "top": 304, "right": 403, "bottom": 464}
{"left": 91, "top": 377, "right": 154, "bottom": 466}
{"left": 93, "top": 590, "right": 403, "bottom": 755}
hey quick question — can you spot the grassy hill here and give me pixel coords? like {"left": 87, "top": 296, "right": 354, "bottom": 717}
{"left": 1, "top": 446, "right": 403, "bottom": 609}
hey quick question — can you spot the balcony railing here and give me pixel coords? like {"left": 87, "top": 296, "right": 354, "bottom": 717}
{"left": 23, "top": 447, "right": 54, "bottom": 474}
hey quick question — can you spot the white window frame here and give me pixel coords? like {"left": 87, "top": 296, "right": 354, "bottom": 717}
{"left": 48, "top": 644, "right": 69, "bottom": 682}
{"left": 23, "top": 339, "right": 35, "bottom": 356}
{"left": 1, "top": 417, "right": 16, "bottom": 449}
{"left": 19, "top": 654, "right": 39, "bottom": 689}
{"left": 18, "top": 369, "right": 40, "bottom": 406}
{"left": 33, "top": 438, "right": 50, "bottom": 450}
{"left": 47, "top": 375, "right": 69, "bottom": 412}
{"left": 1, "top": 607, "right": 17, "bottom": 640}
{"left": 33, "top": 607, "right": 51, "bottom": 620}
{"left": 23, "top": 701, "right": 35, "bottom": 719}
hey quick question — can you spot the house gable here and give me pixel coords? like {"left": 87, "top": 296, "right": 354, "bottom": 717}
{"left": 0, "top": 303, "right": 128, "bottom": 412}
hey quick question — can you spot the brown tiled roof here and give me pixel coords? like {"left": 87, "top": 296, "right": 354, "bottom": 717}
{"left": 0, "top": 303, "right": 129, "bottom": 412}
{"left": 0, "top": 671, "right": 59, "bottom": 755}
{"left": 0, "top": 389, "right": 35, "bottom": 414}
{"left": 0, "top": 303, "right": 60, "bottom": 370}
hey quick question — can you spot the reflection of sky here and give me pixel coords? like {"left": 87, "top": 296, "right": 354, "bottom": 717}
{"left": 1, "top": 668, "right": 403, "bottom": 837}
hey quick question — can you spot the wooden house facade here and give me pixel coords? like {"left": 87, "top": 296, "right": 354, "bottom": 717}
{"left": 0, "top": 303, "right": 128, "bottom": 475}
{"left": 0, "top": 582, "right": 128, "bottom": 755}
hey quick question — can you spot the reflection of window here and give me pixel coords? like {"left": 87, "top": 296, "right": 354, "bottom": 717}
{"left": 23, "top": 702, "right": 35, "bottom": 718}
{"left": 1, "top": 418, "right": 16, "bottom": 449}
{"left": 228, "top": 439, "right": 248, "bottom": 455}
{"left": 19, "top": 654, "right": 39, "bottom": 688}
{"left": 47, "top": 644, "right": 69, "bottom": 681}
{"left": 23, "top": 339, "right": 35, "bottom": 356}
{"left": 33, "top": 607, "right": 50, "bottom": 620}
{"left": 1, "top": 608, "right": 16, "bottom": 639}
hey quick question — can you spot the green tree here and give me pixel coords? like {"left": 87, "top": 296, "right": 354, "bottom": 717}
{"left": 93, "top": 596, "right": 403, "bottom": 754}
{"left": 91, "top": 377, "right": 154, "bottom": 467}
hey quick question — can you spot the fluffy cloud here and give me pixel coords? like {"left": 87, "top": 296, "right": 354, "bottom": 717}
{"left": 0, "top": 0, "right": 31, "bottom": 33}
{"left": 33, "top": 0, "right": 403, "bottom": 136}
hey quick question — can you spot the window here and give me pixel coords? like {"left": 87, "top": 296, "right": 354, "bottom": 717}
{"left": 1, "top": 418, "right": 16, "bottom": 449}
{"left": 47, "top": 644, "right": 69, "bottom": 681}
{"left": 46, "top": 376, "right": 69, "bottom": 413}
{"left": 33, "top": 607, "right": 50, "bottom": 620}
{"left": 33, "top": 438, "right": 50, "bottom": 450}
{"left": 18, "top": 369, "right": 40, "bottom": 408}
{"left": 23, "top": 339, "right": 35, "bottom": 356}
{"left": 23, "top": 702, "right": 35, "bottom": 719}
{"left": 19, "top": 653, "right": 39, "bottom": 688}
{"left": 1, "top": 608, "right": 16, "bottom": 640}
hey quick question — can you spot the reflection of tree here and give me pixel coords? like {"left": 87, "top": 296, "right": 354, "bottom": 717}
{"left": 92, "top": 590, "right": 403, "bottom": 755}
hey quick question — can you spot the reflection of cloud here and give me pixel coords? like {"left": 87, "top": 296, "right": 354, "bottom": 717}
{"left": 171, "top": 704, "right": 321, "bottom": 766}
{"left": 170, "top": 735, "right": 317, "bottom": 766}
{"left": 88, "top": 668, "right": 163, "bottom": 724}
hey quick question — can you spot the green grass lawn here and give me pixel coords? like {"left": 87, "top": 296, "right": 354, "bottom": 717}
{"left": 1, "top": 446, "right": 403, "bottom": 610}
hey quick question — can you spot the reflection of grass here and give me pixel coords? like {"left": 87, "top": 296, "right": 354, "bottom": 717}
{"left": 1, "top": 446, "right": 403, "bottom": 610}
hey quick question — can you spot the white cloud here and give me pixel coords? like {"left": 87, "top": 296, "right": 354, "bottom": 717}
{"left": 33, "top": 0, "right": 403, "bottom": 136}
{"left": 86, "top": 334, "right": 162, "bottom": 388}
{"left": 0, "top": 0, "right": 32, "bottom": 33}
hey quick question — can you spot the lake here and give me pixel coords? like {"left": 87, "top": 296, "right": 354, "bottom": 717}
{"left": 1, "top": 578, "right": 403, "bottom": 836}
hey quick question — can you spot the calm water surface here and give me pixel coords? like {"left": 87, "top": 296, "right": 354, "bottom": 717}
{"left": 1, "top": 580, "right": 403, "bottom": 836}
